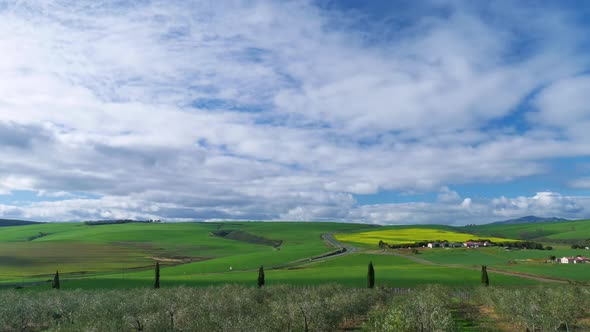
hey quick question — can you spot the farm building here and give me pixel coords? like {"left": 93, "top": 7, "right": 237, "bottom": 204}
{"left": 558, "top": 256, "right": 590, "bottom": 264}
{"left": 463, "top": 241, "right": 483, "bottom": 248}
{"left": 449, "top": 242, "right": 463, "bottom": 248}
{"left": 427, "top": 242, "right": 450, "bottom": 248}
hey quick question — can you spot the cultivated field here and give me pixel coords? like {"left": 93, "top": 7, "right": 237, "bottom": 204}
{"left": 463, "top": 219, "right": 590, "bottom": 242}
{"left": 1, "top": 220, "right": 589, "bottom": 290}
{"left": 334, "top": 227, "right": 514, "bottom": 246}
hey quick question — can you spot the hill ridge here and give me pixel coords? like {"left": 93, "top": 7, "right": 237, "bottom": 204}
{"left": 489, "top": 215, "right": 569, "bottom": 225}
{"left": 0, "top": 218, "right": 41, "bottom": 227}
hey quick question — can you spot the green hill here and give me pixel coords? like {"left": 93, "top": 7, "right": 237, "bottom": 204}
{"left": 462, "top": 219, "right": 590, "bottom": 244}
{"left": 0, "top": 218, "right": 41, "bottom": 227}
{"left": 0, "top": 221, "right": 542, "bottom": 289}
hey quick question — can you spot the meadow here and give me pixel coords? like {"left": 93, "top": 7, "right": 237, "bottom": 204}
{"left": 0, "top": 222, "right": 372, "bottom": 284}
{"left": 462, "top": 219, "right": 590, "bottom": 243}
{"left": 1, "top": 219, "right": 590, "bottom": 290}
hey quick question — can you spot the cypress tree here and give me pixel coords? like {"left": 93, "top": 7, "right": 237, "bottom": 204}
{"left": 481, "top": 265, "right": 489, "bottom": 287}
{"left": 52, "top": 270, "right": 60, "bottom": 290}
{"left": 154, "top": 261, "right": 160, "bottom": 289}
{"left": 367, "top": 261, "right": 375, "bottom": 289}
{"left": 257, "top": 265, "right": 265, "bottom": 288}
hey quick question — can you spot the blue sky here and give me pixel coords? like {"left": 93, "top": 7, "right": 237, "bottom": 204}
{"left": 0, "top": 0, "right": 589, "bottom": 224}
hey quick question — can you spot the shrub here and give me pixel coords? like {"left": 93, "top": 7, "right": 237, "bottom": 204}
{"left": 364, "top": 285, "right": 455, "bottom": 332}
{"left": 0, "top": 285, "right": 391, "bottom": 332}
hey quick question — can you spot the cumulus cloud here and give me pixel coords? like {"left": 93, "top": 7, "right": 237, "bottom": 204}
{"left": 533, "top": 76, "right": 590, "bottom": 128}
{"left": 349, "top": 192, "right": 589, "bottom": 225}
{"left": 437, "top": 187, "right": 462, "bottom": 203}
{"left": 570, "top": 178, "right": 590, "bottom": 189}
{"left": 0, "top": 1, "right": 589, "bottom": 223}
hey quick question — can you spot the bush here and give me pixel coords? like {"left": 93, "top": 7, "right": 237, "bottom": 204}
{"left": 477, "top": 286, "right": 587, "bottom": 332}
{"left": 0, "top": 285, "right": 392, "bottom": 332}
{"left": 364, "top": 285, "right": 455, "bottom": 332}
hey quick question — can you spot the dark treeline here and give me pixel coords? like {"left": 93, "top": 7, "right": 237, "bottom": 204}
{"left": 496, "top": 241, "right": 546, "bottom": 250}
{"left": 378, "top": 239, "right": 546, "bottom": 250}
{"left": 84, "top": 219, "right": 161, "bottom": 226}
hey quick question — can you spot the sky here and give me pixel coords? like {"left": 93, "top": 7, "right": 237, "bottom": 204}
{"left": 0, "top": 0, "right": 590, "bottom": 225}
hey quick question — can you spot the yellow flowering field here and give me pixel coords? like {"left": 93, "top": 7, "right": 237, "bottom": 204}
{"left": 335, "top": 228, "right": 514, "bottom": 246}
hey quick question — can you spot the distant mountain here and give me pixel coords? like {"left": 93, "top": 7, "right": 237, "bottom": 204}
{"left": 490, "top": 215, "right": 570, "bottom": 225}
{"left": 0, "top": 218, "right": 41, "bottom": 227}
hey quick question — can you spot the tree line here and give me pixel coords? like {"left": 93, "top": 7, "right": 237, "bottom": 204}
{"left": 51, "top": 259, "right": 490, "bottom": 292}
{"left": 378, "top": 239, "right": 546, "bottom": 250}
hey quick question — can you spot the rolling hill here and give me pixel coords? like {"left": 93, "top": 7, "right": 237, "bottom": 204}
{"left": 489, "top": 215, "right": 570, "bottom": 225}
{"left": 0, "top": 218, "right": 41, "bottom": 227}
{"left": 463, "top": 219, "right": 590, "bottom": 243}
{"left": 0, "top": 221, "right": 541, "bottom": 289}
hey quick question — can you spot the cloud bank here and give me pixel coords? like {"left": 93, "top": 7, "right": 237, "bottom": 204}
{"left": 0, "top": 0, "right": 589, "bottom": 224}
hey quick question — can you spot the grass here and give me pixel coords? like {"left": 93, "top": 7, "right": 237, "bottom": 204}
{"left": 46, "top": 253, "right": 539, "bottom": 290}
{"left": 0, "top": 221, "right": 376, "bottom": 287}
{"left": 1, "top": 221, "right": 583, "bottom": 289}
{"left": 414, "top": 246, "right": 590, "bottom": 281}
{"left": 463, "top": 219, "right": 590, "bottom": 242}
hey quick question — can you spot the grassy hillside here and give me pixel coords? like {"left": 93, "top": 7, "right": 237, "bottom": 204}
{"left": 0, "top": 221, "right": 373, "bottom": 283}
{"left": 462, "top": 219, "right": 590, "bottom": 243}
{"left": 0, "top": 221, "right": 546, "bottom": 289}
{"left": 51, "top": 252, "right": 538, "bottom": 289}
{"left": 0, "top": 218, "right": 40, "bottom": 227}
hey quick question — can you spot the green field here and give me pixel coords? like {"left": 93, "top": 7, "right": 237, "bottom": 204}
{"left": 2, "top": 220, "right": 590, "bottom": 289}
{"left": 462, "top": 219, "right": 590, "bottom": 242}
{"left": 416, "top": 246, "right": 590, "bottom": 281}
{"left": 0, "top": 222, "right": 371, "bottom": 282}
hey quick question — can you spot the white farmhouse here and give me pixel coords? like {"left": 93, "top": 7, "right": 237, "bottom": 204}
{"left": 559, "top": 256, "right": 590, "bottom": 264}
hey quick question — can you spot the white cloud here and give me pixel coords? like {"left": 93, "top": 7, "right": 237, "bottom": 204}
{"left": 437, "top": 187, "right": 462, "bottom": 203}
{"left": 0, "top": 1, "right": 588, "bottom": 223}
{"left": 533, "top": 76, "right": 590, "bottom": 128}
{"left": 348, "top": 192, "right": 588, "bottom": 225}
{"left": 570, "top": 178, "right": 590, "bottom": 189}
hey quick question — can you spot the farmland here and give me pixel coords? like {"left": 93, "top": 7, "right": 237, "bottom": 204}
{"left": 334, "top": 227, "right": 514, "bottom": 246}
{"left": 462, "top": 219, "right": 590, "bottom": 243}
{"left": 4, "top": 285, "right": 590, "bottom": 332}
{"left": 1, "top": 220, "right": 590, "bottom": 290}
{"left": 3, "top": 220, "right": 590, "bottom": 331}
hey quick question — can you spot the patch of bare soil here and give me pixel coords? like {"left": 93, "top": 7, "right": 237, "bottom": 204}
{"left": 478, "top": 305, "right": 519, "bottom": 332}
{"left": 147, "top": 256, "right": 206, "bottom": 264}
{"left": 338, "top": 315, "right": 367, "bottom": 332}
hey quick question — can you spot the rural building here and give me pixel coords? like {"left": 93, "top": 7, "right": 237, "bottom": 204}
{"left": 559, "top": 256, "right": 590, "bottom": 264}
{"left": 428, "top": 242, "right": 453, "bottom": 248}
{"left": 463, "top": 241, "right": 483, "bottom": 248}
{"left": 449, "top": 242, "right": 463, "bottom": 248}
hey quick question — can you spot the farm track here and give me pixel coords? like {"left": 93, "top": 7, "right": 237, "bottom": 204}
{"left": 381, "top": 251, "right": 569, "bottom": 284}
